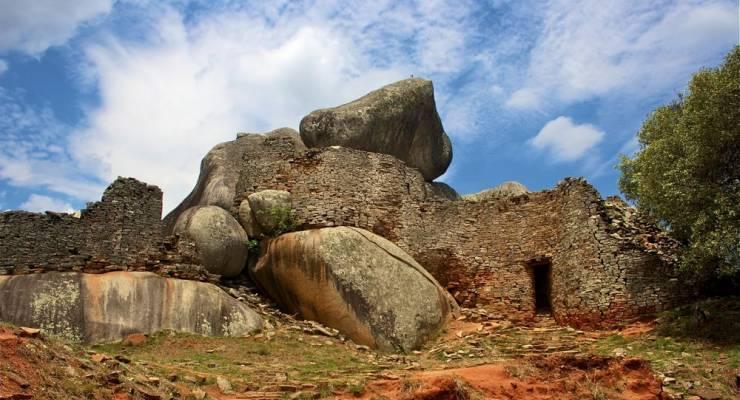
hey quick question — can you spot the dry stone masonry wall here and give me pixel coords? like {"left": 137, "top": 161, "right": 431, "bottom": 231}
{"left": 0, "top": 178, "right": 216, "bottom": 282}
{"left": 1, "top": 77, "right": 692, "bottom": 331}
{"left": 222, "top": 134, "right": 691, "bottom": 328}
{"left": 1, "top": 132, "right": 691, "bottom": 330}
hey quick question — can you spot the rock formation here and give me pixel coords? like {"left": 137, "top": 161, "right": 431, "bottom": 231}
{"left": 0, "top": 272, "right": 262, "bottom": 343}
{"left": 246, "top": 190, "right": 293, "bottom": 235}
{"left": 173, "top": 205, "right": 249, "bottom": 278}
{"left": 250, "top": 227, "right": 455, "bottom": 351}
{"left": 429, "top": 182, "right": 461, "bottom": 200}
{"left": 238, "top": 199, "right": 262, "bottom": 238}
{"left": 463, "top": 181, "right": 529, "bottom": 202}
{"left": 163, "top": 128, "right": 305, "bottom": 233}
{"left": 157, "top": 77, "right": 687, "bottom": 331}
{"left": 0, "top": 77, "right": 689, "bottom": 351}
{"left": 299, "top": 78, "right": 452, "bottom": 181}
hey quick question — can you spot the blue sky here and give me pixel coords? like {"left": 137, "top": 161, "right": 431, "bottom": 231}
{"left": 0, "top": 0, "right": 737, "bottom": 213}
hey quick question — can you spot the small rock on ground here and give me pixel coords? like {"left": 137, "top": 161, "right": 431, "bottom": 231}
{"left": 217, "top": 376, "right": 233, "bottom": 394}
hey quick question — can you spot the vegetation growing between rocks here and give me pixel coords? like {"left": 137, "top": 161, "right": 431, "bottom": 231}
{"left": 618, "top": 45, "right": 740, "bottom": 285}
{"left": 256, "top": 205, "right": 299, "bottom": 236}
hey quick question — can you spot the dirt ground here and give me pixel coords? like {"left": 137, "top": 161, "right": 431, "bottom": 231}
{"left": 343, "top": 356, "right": 661, "bottom": 400}
{"left": 0, "top": 325, "right": 178, "bottom": 400}
{"left": 1, "top": 298, "right": 738, "bottom": 400}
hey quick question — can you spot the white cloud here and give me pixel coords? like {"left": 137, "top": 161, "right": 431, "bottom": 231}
{"left": 0, "top": 0, "right": 114, "bottom": 54}
{"left": 0, "top": 89, "right": 104, "bottom": 200}
{"left": 529, "top": 116, "right": 605, "bottom": 162}
{"left": 506, "top": 88, "right": 542, "bottom": 110}
{"left": 19, "top": 194, "right": 74, "bottom": 213}
{"left": 0, "top": 1, "right": 497, "bottom": 212}
{"left": 507, "top": 0, "right": 738, "bottom": 110}
{"left": 0, "top": 59, "right": 7, "bottom": 74}
{"left": 70, "top": 11, "right": 405, "bottom": 211}
{"left": 69, "top": 2, "right": 491, "bottom": 211}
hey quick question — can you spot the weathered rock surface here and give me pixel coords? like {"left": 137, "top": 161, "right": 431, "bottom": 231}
{"left": 463, "top": 181, "right": 529, "bottom": 202}
{"left": 299, "top": 78, "right": 452, "bottom": 181}
{"left": 237, "top": 199, "right": 262, "bottom": 238}
{"left": 0, "top": 272, "right": 263, "bottom": 343}
{"left": 173, "top": 206, "right": 249, "bottom": 277}
{"left": 429, "top": 182, "right": 460, "bottom": 200}
{"left": 163, "top": 128, "right": 305, "bottom": 233}
{"left": 247, "top": 190, "right": 293, "bottom": 235}
{"left": 1, "top": 76, "right": 683, "bottom": 333}
{"left": 250, "top": 226, "right": 455, "bottom": 352}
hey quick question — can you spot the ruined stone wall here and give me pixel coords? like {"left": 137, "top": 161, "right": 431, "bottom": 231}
{"left": 233, "top": 144, "right": 451, "bottom": 235}
{"left": 230, "top": 143, "right": 690, "bottom": 327}
{"left": 552, "top": 182, "right": 691, "bottom": 327}
{"left": 1, "top": 133, "right": 682, "bottom": 328}
{"left": 407, "top": 191, "right": 563, "bottom": 320}
{"left": 1, "top": 178, "right": 168, "bottom": 275}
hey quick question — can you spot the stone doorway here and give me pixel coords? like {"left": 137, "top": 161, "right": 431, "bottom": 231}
{"left": 531, "top": 261, "right": 552, "bottom": 314}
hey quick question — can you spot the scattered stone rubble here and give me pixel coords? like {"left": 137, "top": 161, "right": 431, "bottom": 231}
{"left": 602, "top": 196, "right": 682, "bottom": 265}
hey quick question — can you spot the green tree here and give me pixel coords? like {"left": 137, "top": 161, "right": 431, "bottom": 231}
{"left": 619, "top": 46, "right": 740, "bottom": 281}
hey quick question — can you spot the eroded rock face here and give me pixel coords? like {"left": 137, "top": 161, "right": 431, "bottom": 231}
{"left": 238, "top": 199, "right": 262, "bottom": 238}
{"left": 0, "top": 272, "right": 262, "bottom": 343}
{"left": 299, "top": 78, "right": 452, "bottom": 181}
{"left": 463, "top": 181, "right": 529, "bottom": 202}
{"left": 173, "top": 206, "right": 248, "bottom": 277}
{"left": 247, "top": 190, "right": 293, "bottom": 235}
{"left": 250, "top": 226, "right": 455, "bottom": 352}
{"left": 163, "top": 128, "right": 305, "bottom": 233}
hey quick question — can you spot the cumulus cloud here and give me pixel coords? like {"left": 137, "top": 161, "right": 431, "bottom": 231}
{"left": 70, "top": 12, "right": 403, "bottom": 211}
{"left": 0, "top": 0, "right": 114, "bottom": 54}
{"left": 507, "top": 0, "right": 738, "bottom": 110}
{"left": 19, "top": 194, "right": 74, "bottom": 213}
{"left": 0, "top": 60, "right": 7, "bottom": 74}
{"left": 69, "top": 2, "right": 490, "bottom": 211}
{"left": 8, "top": 0, "right": 729, "bottom": 212}
{"left": 529, "top": 116, "right": 605, "bottom": 162}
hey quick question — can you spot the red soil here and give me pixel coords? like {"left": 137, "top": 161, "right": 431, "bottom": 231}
{"left": 346, "top": 355, "right": 662, "bottom": 400}
{"left": 442, "top": 319, "right": 485, "bottom": 340}
{"left": 619, "top": 320, "right": 656, "bottom": 337}
{"left": 0, "top": 327, "right": 36, "bottom": 399}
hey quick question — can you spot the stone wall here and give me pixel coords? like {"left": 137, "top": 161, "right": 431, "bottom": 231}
{"left": 226, "top": 139, "right": 691, "bottom": 327}
{"left": 551, "top": 180, "right": 689, "bottom": 327}
{"left": 0, "top": 178, "right": 215, "bottom": 282}
{"left": 0, "top": 132, "right": 688, "bottom": 328}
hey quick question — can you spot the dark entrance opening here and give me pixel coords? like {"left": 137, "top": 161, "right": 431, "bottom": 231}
{"left": 532, "top": 263, "right": 552, "bottom": 314}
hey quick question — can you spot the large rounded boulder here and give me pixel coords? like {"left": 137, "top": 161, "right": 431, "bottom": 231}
{"left": 0, "top": 272, "right": 263, "bottom": 343}
{"left": 299, "top": 78, "right": 453, "bottom": 181}
{"left": 174, "top": 205, "right": 248, "bottom": 277}
{"left": 250, "top": 226, "right": 456, "bottom": 352}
